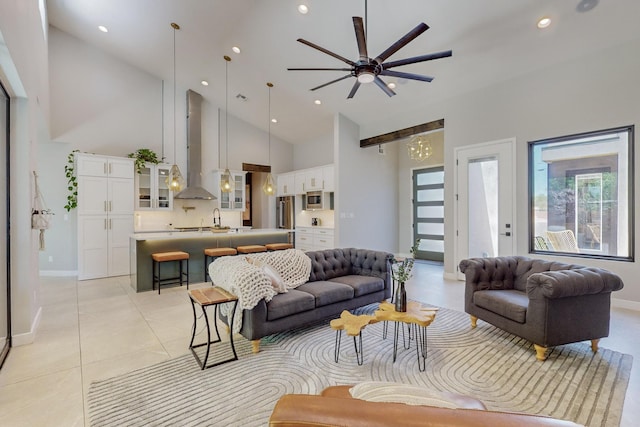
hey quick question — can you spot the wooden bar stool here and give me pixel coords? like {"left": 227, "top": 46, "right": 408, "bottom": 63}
{"left": 265, "top": 243, "right": 293, "bottom": 251}
{"left": 204, "top": 247, "right": 237, "bottom": 283}
{"left": 236, "top": 245, "right": 267, "bottom": 254}
{"left": 151, "top": 251, "right": 189, "bottom": 294}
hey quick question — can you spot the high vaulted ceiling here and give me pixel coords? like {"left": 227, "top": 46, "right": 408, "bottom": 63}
{"left": 47, "top": 0, "right": 640, "bottom": 144}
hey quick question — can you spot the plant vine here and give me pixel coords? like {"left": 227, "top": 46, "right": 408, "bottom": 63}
{"left": 64, "top": 150, "right": 79, "bottom": 211}
{"left": 127, "top": 148, "right": 160, "bottom": 173}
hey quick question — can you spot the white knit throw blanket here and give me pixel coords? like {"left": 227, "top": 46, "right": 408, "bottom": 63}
{"left": 209, "top": 249, "right": 311, "bottom": 332}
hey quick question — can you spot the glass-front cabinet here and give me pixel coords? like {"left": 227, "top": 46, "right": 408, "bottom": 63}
{"left": 215, "top": 170, "right": 246, "bottom": 210}
{"left": 135, "top": 163, "right": 173, "bottom": 211}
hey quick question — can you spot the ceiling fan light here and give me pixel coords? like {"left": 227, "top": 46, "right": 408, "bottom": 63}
{"left": 357, "top": 72, "right": 375, "bottom": 84}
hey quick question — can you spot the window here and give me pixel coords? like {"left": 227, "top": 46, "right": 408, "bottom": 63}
{"left": 529, "top": 126, "right": 634, "bottom": 261}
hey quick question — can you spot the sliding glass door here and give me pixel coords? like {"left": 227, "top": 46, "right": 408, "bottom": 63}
{"left": 0, "top": 81, "right": 9, "bottom": 368}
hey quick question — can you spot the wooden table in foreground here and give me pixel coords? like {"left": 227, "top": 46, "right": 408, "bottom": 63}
{"left": 375, "top": 301, "right": 439, "bottom": 371}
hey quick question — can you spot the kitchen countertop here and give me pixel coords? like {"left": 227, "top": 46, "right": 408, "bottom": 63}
{"left": 131, "top": 228, "right": 293, "bottom": 241}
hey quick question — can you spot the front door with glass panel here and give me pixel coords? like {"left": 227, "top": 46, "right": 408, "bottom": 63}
{"left": 455, "top": 139, "right": 515, "bottom": 279}
{"left": 413, "top": 166, "right": 444, "bottom": 261}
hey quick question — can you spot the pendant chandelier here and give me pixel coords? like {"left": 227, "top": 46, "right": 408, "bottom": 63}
{"left": 407, "top": 134, "right": 432, "bottom": 162}
{"left": 166, "top": 22, "right": 185, "bottom": 192}
{"left": 262, "top": 82, "right": 275, "bottom": 196}
{"left": 220, "top": 55, "right": 234, "bottom": 194}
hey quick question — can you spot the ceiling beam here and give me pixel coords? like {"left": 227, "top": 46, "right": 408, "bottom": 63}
{"left": 359, "top": 118, "right": 444, "bottom": 148}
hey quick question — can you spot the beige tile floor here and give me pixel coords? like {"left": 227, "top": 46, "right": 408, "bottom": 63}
{"left": 0, "top": 262, "right": 637, "bottom": 426}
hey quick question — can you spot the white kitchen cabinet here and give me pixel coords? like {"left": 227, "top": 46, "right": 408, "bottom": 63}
{"left": 135, "top": 163, "right": 173, "bottom": 211}
{"left": 78, "top": 214, "right": 133, "bottom": 279}
{"left": 296, "top": 227, "right": 334, "bottom": 251}
{"left": 276, "top": 172, "right": 295, "bottom": 196}
{"left": 322, "top": 165, "right": 335, "bottom": 192}
{"left": 213, "top": 170, "right": 246, "bottom": 210}
{"left": 294, "top": 171, "right": 306, "bottom": 194}
{"left": 305, "top": 167, "right": 324, "bottom": 191}
{"left": 76, "top": 153, "right": 134, "bottom": 179}
{"left": 75, "top": 153, "right": 134, "bottom": 280}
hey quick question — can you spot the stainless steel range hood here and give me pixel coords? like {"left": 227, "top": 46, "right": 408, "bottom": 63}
{"left": 174, "top": 90, "right": 216, "bottom": 200}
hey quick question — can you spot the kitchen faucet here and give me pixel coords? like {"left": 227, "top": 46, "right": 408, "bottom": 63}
{"left": 212, "top": 208, "right": 221, "bottom": 227}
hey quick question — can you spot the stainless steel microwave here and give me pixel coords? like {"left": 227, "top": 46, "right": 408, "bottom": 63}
{"left": 306, "top": 191, "right": 323, "bottom": 210}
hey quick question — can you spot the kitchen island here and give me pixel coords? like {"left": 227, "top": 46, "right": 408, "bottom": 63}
{"left": 130, "top": 228, "right": 293, "bottom": 292}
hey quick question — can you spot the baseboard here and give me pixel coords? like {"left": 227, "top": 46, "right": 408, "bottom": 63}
{"left": 611, "top": 298, "right": 640, "bottom": 312}
{"left": 12, "top": 306, "right": 42, "bottom": 346}
{"left": 39, "top": 270, "right": 77, "bottom": 277}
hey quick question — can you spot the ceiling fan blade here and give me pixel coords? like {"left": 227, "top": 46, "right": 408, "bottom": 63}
{"left": 379, "top": 70, "right": 434, "bottom": 82}
{"left": 382, "top": 50, "right": 452, "bottom": 69}
{"left": 353, "top": 17, "right": 368, "bottom": 61}
{"left": 347, "top": 81, "right": 361, "bottom": 99}
{"left": 374, "top": 76, "right": 396, "bottom": 97}
{"left": 288, "top": 68, "right": 353, "bottom": 71}
{"left": 297, "top": 38, "right": 356, "bottom": 66}
{"left": 310, "top": 74, "right": 353, "bottom": 91}
{"left": 374, "top": 22, "right": 429, "bottom": 64}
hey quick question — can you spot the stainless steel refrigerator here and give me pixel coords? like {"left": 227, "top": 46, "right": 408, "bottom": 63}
{"left": 277, "top": 196, "right": 295, "bottom": 229}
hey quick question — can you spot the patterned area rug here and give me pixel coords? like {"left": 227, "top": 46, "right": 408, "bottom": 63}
{"left": 87, "top": 304, "right": 632, "bottom": 427}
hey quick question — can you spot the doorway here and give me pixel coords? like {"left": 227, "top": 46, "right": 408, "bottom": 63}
{"left": 455, "top": 139, "right": 516, "bottom": 279}
{"left": 413, "top": 166, "right": 444, "bottom": 261}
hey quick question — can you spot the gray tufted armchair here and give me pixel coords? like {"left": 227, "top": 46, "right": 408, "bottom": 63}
{"left": 459, "top": 256, "right": 624, "bottom": 360}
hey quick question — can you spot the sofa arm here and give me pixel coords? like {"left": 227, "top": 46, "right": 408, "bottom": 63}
{"left": 527, "top": 268, "right": 624, "bottom": 299}
{"left": 269, "top": 394, "right": 583, "bottom": 427}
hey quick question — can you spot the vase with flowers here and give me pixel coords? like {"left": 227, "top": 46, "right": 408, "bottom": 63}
{"left": 391, "top": 239, "right": 420, "bottom": 312}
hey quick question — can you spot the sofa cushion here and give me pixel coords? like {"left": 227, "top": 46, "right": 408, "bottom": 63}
{"left": 296, "top": 281, "right": 354, "bottom": 307}
{"left": 473, "top": 290, "right": 529, "bottom": 323}
{"left": 329, "top": 275, "right": 385, "bottom": 297}
{"left": 266, "top": 289, "right": 316, "bottom": 321}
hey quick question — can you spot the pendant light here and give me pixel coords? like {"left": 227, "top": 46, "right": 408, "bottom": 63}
{"left": 407, "top": 134, "right": 433, "bottom": 162}
{"left": 262, "top": 82, "right": 275, "bottom": 196}
{"left": 220, "top": 55, "right": 235, "bottom": 193}
{"left": 166, "top": 22, "right": 185, "bottom": 192}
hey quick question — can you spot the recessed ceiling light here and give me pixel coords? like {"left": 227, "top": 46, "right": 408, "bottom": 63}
{"left": 201, "top": 80, "right": 209, "bottom": 86}
{"left": 314, "top": 99, "right": 322, "bottom": 105}
{"left": 271, "top": 118, "right": 278, "bottom": 123}
{"left": 298, "top": 4, "right": 309, "bottom": 14}
{"left": 98, "top": 25, "right": 108, "bottom": 33}
{"left": 387, "top": 82, "right": 396, "bottom": 89}
{"left": 537, "top": 17, "right": 551, "bottom": 29}
{"left": 232, "top": 46, "right": 241, "bottom": 54}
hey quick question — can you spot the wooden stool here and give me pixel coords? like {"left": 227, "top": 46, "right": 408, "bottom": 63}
{"left": 151, "top": 251, "right": 189, "bottom": 294}
{"left": 188, "top": 287, "right": 239, "bottom": 369}
{"left": 265, "top": 243, "right": 293, "bottom": 251}
{"left": 236, "top": 245, "right": 267, "bottom": 254}
{"left": 204, "top": 247, "right": 237, "bottom": 283}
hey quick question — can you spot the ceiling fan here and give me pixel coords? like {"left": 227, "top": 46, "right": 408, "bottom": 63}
{"left": 288, "top": 14, "right": 452, "bottom": 99}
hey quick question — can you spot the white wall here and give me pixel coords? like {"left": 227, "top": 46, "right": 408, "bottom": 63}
{"left": 396, "top": 131, "right": 444, "bottom": 256}
{"left": 361, "top": 37, "right": 640, "bottom": 304}
{"left": 293, "top": 133, "right": 333, "bottom": 170}
{"left": 335, "top": 113, "right": 397, "bottom": 252}
{"left": 0, "top": 0, "right": 50, "bottom": 342}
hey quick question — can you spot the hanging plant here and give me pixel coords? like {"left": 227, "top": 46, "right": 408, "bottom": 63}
{"left": 64, "top": 150, "right": 79, "bottom": 212}
{"left": 127, "top": 148, "right": 160, "bottom": 173}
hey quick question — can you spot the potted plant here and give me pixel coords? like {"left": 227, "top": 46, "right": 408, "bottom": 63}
{"left": 391, "top": 239, "right": 420, "bottom": 312}
{"left": 127, "top": 148, "right": 160, "bottom": 174}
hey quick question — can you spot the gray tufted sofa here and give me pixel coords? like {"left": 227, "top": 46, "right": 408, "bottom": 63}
{"left": 459, "top": 256, "right": 624, "bottom": 360}
{"left": 223, "top": 248, "right": 392, "bottom": 353}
